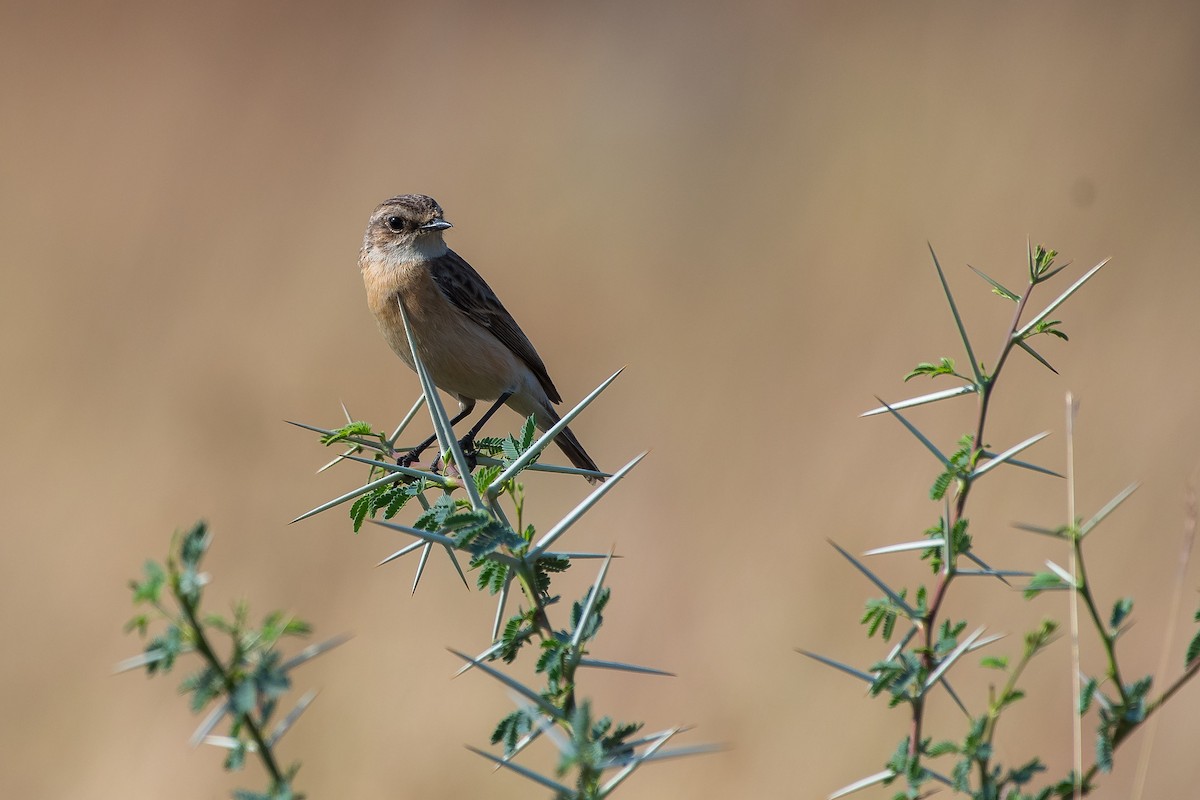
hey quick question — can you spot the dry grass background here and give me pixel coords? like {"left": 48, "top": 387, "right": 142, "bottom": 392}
{"left": 3, "top": 2, "right": 1200, "bottom": 797}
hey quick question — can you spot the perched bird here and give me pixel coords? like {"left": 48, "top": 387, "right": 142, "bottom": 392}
{"left": 360, "top": 194, "right": 602, "bottom": 481}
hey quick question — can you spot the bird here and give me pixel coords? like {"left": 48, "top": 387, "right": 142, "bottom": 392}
{"left": 359, "top": 194, "right": 603, "bottom": 482}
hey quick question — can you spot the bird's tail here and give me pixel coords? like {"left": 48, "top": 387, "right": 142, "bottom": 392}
{"left": 536, "top": 403, "right": 604, "bottom": 483}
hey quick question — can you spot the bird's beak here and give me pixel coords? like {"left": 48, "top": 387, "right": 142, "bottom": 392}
{"left": 420, "top": 219, "right": 453, "bottom": 232}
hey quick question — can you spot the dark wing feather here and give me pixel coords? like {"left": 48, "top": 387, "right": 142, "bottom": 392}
{"left": 428, "top": 249, "right": 562, "bottom": 404}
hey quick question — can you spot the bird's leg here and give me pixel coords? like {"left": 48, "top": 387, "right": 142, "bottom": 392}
{"left": 457, "top": 392, "right": 512, "bottom": 457}
{"left": 432, "top": 393, "right": 513, "bottom": 477}
{"left": 399, "top": 399, "right": 476, "bottom": 469}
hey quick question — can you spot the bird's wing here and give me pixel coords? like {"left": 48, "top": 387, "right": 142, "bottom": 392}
{"left": 428, "top": 249, "right": 562, "bottom": 404}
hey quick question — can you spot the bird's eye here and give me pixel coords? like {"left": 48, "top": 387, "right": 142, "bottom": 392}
{"left": 385, "top": 216, "right": 405, "bottom": 233}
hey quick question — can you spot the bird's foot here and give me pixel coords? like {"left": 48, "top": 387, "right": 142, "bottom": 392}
{"left": 457, "top": 434, "right": 479, "bottom": 472}
{"left": 397, "top": 446, "right": 428, "bottom": 471}
{"left": 430, "top": 435, "right": 479, "bottom": 477}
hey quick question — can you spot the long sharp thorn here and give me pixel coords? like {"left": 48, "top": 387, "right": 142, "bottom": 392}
{"left": 860, "top": 384, "right": 975, "bottom": 417}
{"left": 828, "top": 540, "right": 916, "bottom": 617}
{"left": 1016, "top": 258, "right": 1109, "bottom": 338}
{"left": 875, "top": 397, "right": 951, "bottom": 468}
{"left": 929, "top": 243, "right": 983, "bottom": 384}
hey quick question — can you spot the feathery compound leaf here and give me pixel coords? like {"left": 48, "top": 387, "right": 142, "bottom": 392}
{"left": 1096, "top": 729, "right": 1114, "bottom": 773}
{"left": 1023, "top": 572, "right": 1069, "bottom": 598}
{"left": 927, "top": 739, "right": 959, "bottom": 757}
{"left": 1109, "top": 597, "right": 1133, "bottom": 632}
{"left": 862, "top": 597, "right": 901, "bottom": 640}
{"left": 350, "top": 494, "right": 369, "bottom": 531}
{"left": 492, "top": 708, "right": 537, "bottom": 753}
{"left": 904, "top": 357, "right": 958, "bottom": 382}
{"left": 930, "top": 471, "right": 953, "bottom": 501}
{"left": 1186, "top": 628, "right": 1200, "bottom": 667}
{"left": 1022, "top": 318, "right": 1069, "bottom": 342}
{"left": 414, "top": 493, "right": 458, "bottom": 531}
{"left": 1080, "top": 676, "right": 1098, "bottom": 713}
{"left": 476, "top": 558, "right": 509, "bottom": 594}
{"left": 318, "top": 420, "right": 378, "bottom": 446}
{"left": 1028, "top": 244, "right": 1058, "bottom": 282}
{"left": 519, "top": 413, "right": 537, "bottom": 450}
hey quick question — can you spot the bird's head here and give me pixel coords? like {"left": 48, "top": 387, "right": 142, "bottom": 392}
{"left": 362, "top": 194, "right": 453, "bottom": 262}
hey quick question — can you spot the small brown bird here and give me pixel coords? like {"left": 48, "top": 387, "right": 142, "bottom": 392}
{"left": 360, "top": 194, "right": 602, "bottom": 481}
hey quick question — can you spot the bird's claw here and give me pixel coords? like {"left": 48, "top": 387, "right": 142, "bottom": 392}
{"left": 427, "top": 435, "right": 478, "bottom": 477}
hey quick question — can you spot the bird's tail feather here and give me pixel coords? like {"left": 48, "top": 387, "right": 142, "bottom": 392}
{"left": 537, "top": 404, "right": 604, "bottom": 483}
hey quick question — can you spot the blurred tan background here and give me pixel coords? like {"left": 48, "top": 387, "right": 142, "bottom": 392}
{"left": 4, "top": 1, "right": 1200, "bottom": 797}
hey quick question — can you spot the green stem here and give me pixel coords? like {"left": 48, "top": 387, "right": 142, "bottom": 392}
{"left": 1076, "top": 657, "right": 1200, "bottom": 792}
{"left": 175, "top": 584, "right": 286, "bottom": 788}
{"left": 513, "top": 561, "right": 576, "bottom": 719}
{"left": 909, "top": 278, "right": 1039, "bottom": 779}
{"left": 1073, "top": 537, "right": 1128, "bottom": 704}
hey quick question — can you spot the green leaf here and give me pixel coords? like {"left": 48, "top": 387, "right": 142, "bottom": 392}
{"left": 1095, "top": 729, "right": 1114, "bottom": 772}
{"left": 980, "top": 656, "right": 1008, "bottom": 670}
{"left": 1023, "top": 572, "right": 1067, "bottom": 598}
{"left": 473, "top": 465, "right": 502, "bottom": 494}
{"left": 930, "top": 470, "right": 953, "bottom": 501}
{"left": 1124, "top": 675, "right": 1153, "bottom": 721}
{"left": 996, "top": 688, "right": 1025, "bottom": 710}
{"left": 570, "top": 586, "right": 610, "bottom": 643}
{"left": 497, "top": 613, "right": 533, "bottom": 663}
{"left": 414, "top": 494, "right": 458, "bottom": 531}
{"left": 318, "top": 420, "right": 377, "bottom": 446}
{"left": 1109, "top": 597, "right": 1133, "bottom": 631}
{"left": 1029, "top": 244, "right": 1059, "bottom": 282}
{"left": 253, "top": 652, "right": 291, "bottom": 700}
{"left": 224, "top": 739, "right": 248, "bottom": 772}
{"left": 349, "top": 494, "right": 370, "bottom": 532}
{"left": 926, "top": 740, "right": 958, "bottom": 757}
{"left": 231, "top": 680, "right": 257, "bottom": 715}
{"left": 179, "top": 522, "right": 210, "bottom": 571}
{"left": 131, "top": 560, "right": 167, "bottom": 604}
{"left": 145, "top": 625, "right": 184, "bottom": 674}
{"left": 441, "top": 509, "right": 493, "bottom": 534}
{"left": 282, "top": 618, "right": 312, "bottom": 637}
{"left": 951, "top": 757, "right": 971, "bottom": 791}
{"left": 477, "top": 558, "right": 509, "bottom": 594}
{"left": 1079, "top": 677, "right": 1098, "bottom": 713}
{"left": 1022, "top": 318, "right": 1070, "bottom": 342}
{"left": 383, "top": 486, "right": 414, "bottom": 518}
{"left": 491, "top": 708, "right": 535, "bottom": 754}
{"left": 520, "top": 414, "right": 537, "bottom": 450}
{"left": 183, "top": 664, "right": 223, "bottom": 711}
{"left": 532, "top": 555, "right": 570, "bottom": 596}
{"left": 1005, "top": 758, "right": 1046, "bottom": 786}
{"left": 862, "top": 597, "right": 901, "bottom": 641}
{"left": 474, "top": 435, "right": 507, "bottom": 457}
{"left": 1025, "top": 619, "right": 1059, "bottom": 654}
{"left": 1186, "top": 629, "right": 1200, "bottom": 666}
{"left": 904, "top": 357, "right": 957, "bottom": 382}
